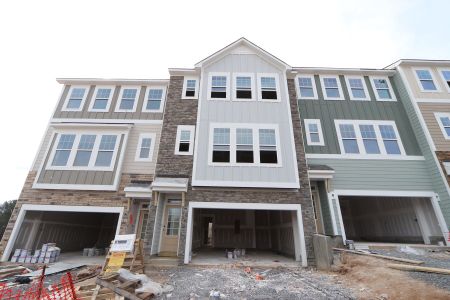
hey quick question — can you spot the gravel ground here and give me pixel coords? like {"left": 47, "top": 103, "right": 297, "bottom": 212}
{"left": 370, "top": 247, "right": 450, "bottom": 292}
{"left": 148, "top": 266, "right": 355, "bottom": 300}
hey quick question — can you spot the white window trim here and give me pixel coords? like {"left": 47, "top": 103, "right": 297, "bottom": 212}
{"left": 175, "top": 125, "right": 195, "bottom": 155}
{"left": 437, "top": 68, "right": 450, "bottom": 93}
{"left": 114, "top": 85, "right": 141, "bottom": 112}
{"left": 208, "top": 123, "right": 282, "bottom": 167}
{"left": 369, "top": 76, "right": 397, "bottom": 101}
{"left": 335, "top": 120, "right": 406, "bottom": 157}
{"left": 62, "top": 85, "right": 90, "bottom": 112}
{"left": 443, "top": 162, "right": 450, "bottom": 176}
{"left": 344, "top": 75, "right": 370, "bottom": 101}
{"left": 182, "top": 76, "right": 199, "bottom": 99}
{"left": 232, "top": 72, "right": 256, "bottom": 101}
{"left": 434, "top": 112, "right": 450, "bottom": 140}
{"left": 413, "top": 67, "right": 441, "bottom": 93}
{"left": 208, "top": 72, "right": 230, "bottom": 101}
{"left": 46, "top": 130, "right": 122, "bottom": 171}
{"left": 319, "top": 75, "right": 345, "bottom": 100}
{"left": 304, "top": 119, "right": 325, "bottom": 146}
{"left": 142, "top": 86, "right": 166, "bottom": 113}
{"left": 88, "top": 85, "right": 115, "bottom": 112}
{"left": 257, "top": 73, "right": 281, "bottom": 102}
{"left": 295, "top": 74, "right": 318, "bottom": 100}
{"left": 135, "top": 133, "right": 156, "bottom": 162}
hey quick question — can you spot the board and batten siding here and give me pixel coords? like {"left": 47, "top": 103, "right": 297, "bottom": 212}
{"left": 418, "top": 102, "right": 450, "bottom": 151}
{"left": 297, "top": 75, "right": 421, "bottom": 155}
{"left": 393, "top": 72, "right": 450, "bottom": 227}
{"left": 122, "top": 124, "right": 161, "bottom": 174}
{"left": 307, "top": 158, "right": 433, "bottom": 191}
{"left": 193, "top": 53, "right": 298, "bottom": 186}
{"left": 53, "top": 85, "right": 164, "bottom": 120}
{"left": 402, "top": 65, "right": 450, "bottom": 100}
{"left": 32, "top": 127, "right": 54, "bottom": 171}
{"left": 36, "top": 133, "right": 125, "bottom": 186}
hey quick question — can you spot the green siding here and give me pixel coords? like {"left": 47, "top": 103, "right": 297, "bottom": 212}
{"left": 318, "top": 181, "right": 333, "bottom": 235}
{"left": 298, "top": 75, "right": 422, "bottom": 156}
{"left": 308, "top": 158, "right": 434, "bottom": 191}
{"left": 393, "top": 73, "right": 450, "bottom": 229}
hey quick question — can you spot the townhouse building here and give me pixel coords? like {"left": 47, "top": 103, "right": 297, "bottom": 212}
{"left": 387, "top": 60, "right": 450, "bottom": 241}
{"left": 1, "top": 38, "right": 449, "bottom": 268}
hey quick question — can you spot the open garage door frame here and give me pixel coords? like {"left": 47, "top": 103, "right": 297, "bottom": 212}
{"left": 330, "top": 190, "right": 449, "bottom": 246}
{"left": 2, "top": 204, "right": 124, "bottom": 262}
{"left": 184, "top": 202, "right": 308, "bottom": 267}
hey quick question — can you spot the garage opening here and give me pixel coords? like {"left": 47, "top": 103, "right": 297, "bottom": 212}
{"left": 10, "top": 210, "right": 119, "bottom": 263}
{"left": 339, "top": 196, "right": 443, "bottom": 244}
{"left": 190, "top": 208, "right": 298, "bottom": 266}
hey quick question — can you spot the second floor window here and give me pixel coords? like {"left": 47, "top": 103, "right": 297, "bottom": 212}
{"left": 236, "top": 128, "right": 253, "bottom": 163}
{"left": 259, "top": 129, "right": 278, "bottom": 163}
{"left": 135, "top": 133, "right": 156, "bottom": 161}
{"left": 212, "top": 128, "right": 231, "bottom": 162}
{"left": 175, "top": 125, "right": 195, "bottom": 155}
{"left": 52, "top": 134, "right": 76, "bottom": 166}
{"left": 415, "top": 69, "right": 437, "bottom": 91}
{"left": 435, "top": 113, "right": 450, "bottom": 139}
{"left": 304, "top": 119, "right": 324, "bottom": 146}
{"left": 73, "top": 135, "right": 96, "bottom": 166}
{"left": 440, "top": 70, "right": 450, "bottom": 90}
{"left": 185, "top": 80, "right": 196, "bottom": 97}
{"left": 95, "top": 135, "right": 117, "bottom": 167}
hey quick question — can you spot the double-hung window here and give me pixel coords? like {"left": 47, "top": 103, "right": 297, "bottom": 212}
{"left": 234, "top": 74, "right": 254, "bottom": 100}
{"left": 370, "top": 77, "right": 396, "bottom": 101}
{"left": 63, "top": 86, "right": 88, "bottom": 111}
{"left": 143, "top": 88, "right": 165, "bottom": 112}
{"left": 135, "top": 133, "right": 156, "bottom": 161}
{"left": 51, "top": 134, "right": 76, "bottom": 166}
{"left": 345, "top": 76, "right": 369, "bottom": 101}
{"left": 439, "top": 69, "right": 450, "bottom": 92}
{"left": 175, "top": 125, "right": 195, "bottom": 155}
{"left": 435, "top": 113, "right": 450, "bottom": 139}
{"left": 320, "top": 76, "right": 344, "bottom": 100}
{"left": 304, "top": 119, "right": 324, "bottom": 146}
{"left": 209, "top": 73, "right": 229, "bottom": 100}
{"left": 336, "top": 120, "right": 404, "bottom": 156}
{"left": 236, "top": 128, "right": 253, "bottom": 163}
{"left": 258, "top": 74, "right": 279, "bottom": 100}
{"left": 89, "top": 86, "right": 114, "bottom": 112}
{"left": 182, "top": 77, "right": 198, "bottom": 99}
{"left": 212, "top": 128, "right": 231, "bottom": 162}
{"left": 297, "top": 75, "right": 317, "bottom": 99}
{"left": 259, "top": 129, "right": 278, "bottom": 164}
{"left": 415, "top": 69, "right": 438, "bottom": 91}
{"left": 73, "top": 135, "right": 96, "bottom": 166}
{"left": 95, "top": 135, "right": 117, "bottom": 167}
{"left": 116, "top": 87, "right": 140, "bottom": 112}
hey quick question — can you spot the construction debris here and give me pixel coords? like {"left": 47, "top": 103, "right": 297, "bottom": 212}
{"left": 333, "top": 248, "right": 424, "bottom": 265}
{"left": 387, "top": 263, "right": 450, "bottom": 275}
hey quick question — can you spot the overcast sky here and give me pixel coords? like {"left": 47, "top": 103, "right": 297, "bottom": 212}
{"left": 0, "top": 0, "right": 449, "bottom": 202}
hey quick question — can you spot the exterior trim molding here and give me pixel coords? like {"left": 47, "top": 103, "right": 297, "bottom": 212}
{"left": 305, "top": 153, "right": 425, "bottom": 160}
{"left": 51, "top": 119, "right": 163, "bottom": 124}
{"left": 191, "top": 179, "right": 299, "bottom": 189}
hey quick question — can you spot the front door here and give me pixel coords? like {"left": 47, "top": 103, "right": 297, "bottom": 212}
{"left": 159, "top": 204, "right": 181, "bottom": 256}
{"left": 312, "top": 191, "right": 325, "bottom": 234}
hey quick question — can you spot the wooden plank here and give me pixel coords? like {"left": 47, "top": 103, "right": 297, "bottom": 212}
{"left": 96, "top": 278, "right": 149, "bottom": 300}
{"left": 387, "top": 263, "right": 450, "bottom": 275}
{"left": 333, "top": 248, "right": 424, "bottom": 265}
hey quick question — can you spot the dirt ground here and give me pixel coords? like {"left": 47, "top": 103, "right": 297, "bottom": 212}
{"left": 331, "top": 252, "right": 450, "bottom": 300}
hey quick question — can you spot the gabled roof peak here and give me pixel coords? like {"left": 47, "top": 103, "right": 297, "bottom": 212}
{"left": 195, "top": 37, "right": 291, "bottom": 70}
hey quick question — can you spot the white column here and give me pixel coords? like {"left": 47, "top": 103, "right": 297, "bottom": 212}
{"left": 184, "top": 204, "right": 194, "bottom": 264}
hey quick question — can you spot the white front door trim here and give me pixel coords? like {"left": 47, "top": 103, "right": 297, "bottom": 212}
{"left": 2, "top": 204, "right": 124, "bottom": 262}
{"left": 184, "top": 201, "right": 307, "bottom": 267}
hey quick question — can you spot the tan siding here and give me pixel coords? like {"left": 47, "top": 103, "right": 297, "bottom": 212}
{"left": 122, "top": 124, "right": 162, "bottom": 174}
{"left": 403, "top": 65, "right": 450, "bottom": 99}
{"left": 32, "top": 128, "right": 55, "bottom": 171}
{"left": 418, "top": 102, "right": 450, "bottom": 151}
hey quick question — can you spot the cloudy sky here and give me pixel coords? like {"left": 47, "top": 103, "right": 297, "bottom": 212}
{"left": 0, "top": 0, "right": 449, "bottom": 201}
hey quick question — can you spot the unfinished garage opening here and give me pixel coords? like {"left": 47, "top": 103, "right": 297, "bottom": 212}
{"left": 3, "top": 205, "right": 123, "bottom": 262}
{"left": 184, "top": 202, "right": 307, "bottom": 266}
{"left": 339, "top": 196, "right": 443, "bottom": 244}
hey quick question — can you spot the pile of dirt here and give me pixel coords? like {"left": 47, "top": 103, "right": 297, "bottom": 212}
{"left": 332, "top": 252, "right": 450, "bottom": 299}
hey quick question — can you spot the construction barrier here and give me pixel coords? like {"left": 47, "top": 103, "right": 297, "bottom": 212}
{"left": 0, "top": 266, "right": 78, "bottom": 300}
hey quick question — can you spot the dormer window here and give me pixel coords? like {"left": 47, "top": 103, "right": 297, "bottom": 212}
{"left": 182, "top": 77, "right": 199, "bottom": 99}
{"left": 63, "top": 86, "right": 89, "bottom": 111}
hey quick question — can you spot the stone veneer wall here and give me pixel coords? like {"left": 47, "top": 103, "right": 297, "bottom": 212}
{"left": 0, "top": 171, "right": 152, "bottom": 256}
{"left": 436, "top": 151, "right": 450, "bottom": 186}
{"left": 146, "top": 74, "right": 316, "bottom": 265}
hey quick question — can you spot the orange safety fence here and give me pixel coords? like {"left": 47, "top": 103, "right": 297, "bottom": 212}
{"left": 0, "top": 266, "right": 78, "bottom": 300}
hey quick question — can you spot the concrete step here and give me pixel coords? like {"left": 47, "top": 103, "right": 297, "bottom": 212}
{"left": 145, "top": 256, "right": 179, "bottom": 268}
